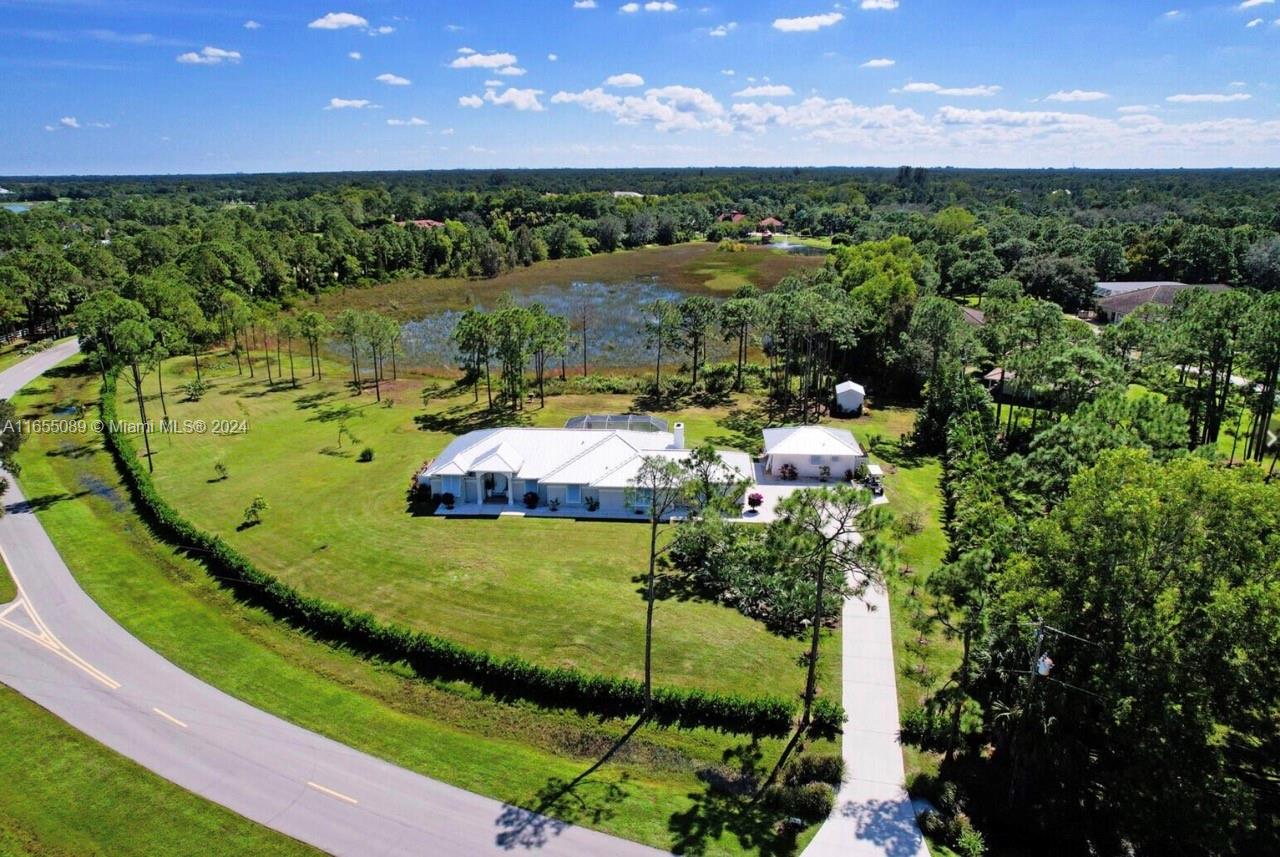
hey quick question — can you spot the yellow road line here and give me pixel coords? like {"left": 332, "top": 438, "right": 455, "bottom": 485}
{"left": 306, "top": 781, "right": 359, "bottom": 806}
{"left": 152, "top": 707, "right": 188, "bottom": 729}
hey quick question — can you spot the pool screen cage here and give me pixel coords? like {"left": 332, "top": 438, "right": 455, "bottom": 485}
{"left": 564, "top": 414, "right": 669, "bottom": 433}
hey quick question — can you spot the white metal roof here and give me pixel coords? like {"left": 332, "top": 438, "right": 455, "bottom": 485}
{"left": 762, "top": 426, "right": 864, "bottom": 457}
{"left": 836, "top": 380, "right": 865, "bottom": 395}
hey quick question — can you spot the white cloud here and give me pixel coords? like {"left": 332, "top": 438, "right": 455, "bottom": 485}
{"left": 459, "top": 94, "right": 484, "bottom": 108}
{"left": 485, "top": 87, "right": 546, "bottom": 111}
{"left": 324, "top": 97, "right": 374, "bottom": 109}
{"left": 450, "top": 51, "right": 518, "bottom": 69}
{"left": 349, "top": 51, "right": 362, "bottom": 60}
{"left": 899, "top": 81, "right": 1001, "bottom": 97}
{"left": 1167, "top": 92, "right": 1252, "bottom": 102}
{"left": 1230, "top": 81, "right": 1248, "bottom": 87}
{"left": 243, "top": 20, "right": 261, "bottom": 30}
{"left": 376, "top": 72, "right": 410, "bottom": 85}
{"left": 548, "top": 53, "right": 559, "bottom": 61}
{"left": 371, "top": 25, "right": 394, "bottom": 35}
{"left": 485, "top": 79, "right": 503, "bottom": 87}
{"left": 619, "top": 2, "right": 639, "bottom": 11}
{"left": 1163, "top": 9, "right": 1184, "bottom": 18}
{"left": 861, "top": 58, "right": 895, "bottom": 68}
{"left": 860, "top": 0, "right": 899, "bottom": 8}
{"left": 441, "top": 127, "right": 455, "bottom": 135}
{"left": 387, "top": 117, "right": 428, "bottom": 126}
{"left": 710, "top": 22, "right": 737, "bottom": 36}
{"left": 644, "top": 1, "right": 677, "bottom": 10}
{"left": 773, "top": 12, "right": 844, "bottom": 31}
{"left": 1117, "top": 104, "right": 1157, "bottom": 113}
{"left": 734, "top": 84, "right": 795, "bottom": 97}
{"left": 60, "top": 116, "right": 80, "bottom": 129}
{"left": 936, "top": 106, "right": 1102, "bottom": 128}
{"left": 308, "top": 12, "right": 369, "bottom": 30}
{"left": 1246, "top": 17, "right": 1264, "bottom": 25}
{"left": 1046, "top": 89, "right": 1109, "bottom": 102}
{"left": 721, "top": 69, "right": 736, "bottom": 76}
{"left": 605, "top": 72, "right": 645, "bottom": 87}
{"left": 552, "top": 84, "right": 731, "bottom": 133}
{"left": 574, "top": 0, "right": 598, "bottom": 7}
{"left": 1238, "top": 0, "right": 1273, "bottom": 9}
{"left": 176, "top": 45, "right": 241, "bottom": 65}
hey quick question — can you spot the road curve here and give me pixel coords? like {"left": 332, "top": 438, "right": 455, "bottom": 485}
{"left": 0, "top": 340, "right": 662, "bottom": 857}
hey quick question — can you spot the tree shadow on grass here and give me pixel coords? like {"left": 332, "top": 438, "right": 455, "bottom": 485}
{"left": 493, "top": 715, "right": 647, "bottom": 850}
{"left": 414, "top": 404, "right": 530, "bottom": 435}
{"left": 5, "top": 490, "right": 91, "bottom": 515}
{"left": 667, "top": 741, "right": 800, "bottom": 857}
{"left": 308, "top": 402, "right": 369, "bottom": 425}
{"left": 293, "top": 390, "right": 339, "bottom": 411}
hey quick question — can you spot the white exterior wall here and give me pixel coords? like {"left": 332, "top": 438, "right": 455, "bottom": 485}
{"left": 836, "top": 388, "right": 865, "bottom": 414}
{"left": 769, "top": 452, "right": 863, "bottom": 480}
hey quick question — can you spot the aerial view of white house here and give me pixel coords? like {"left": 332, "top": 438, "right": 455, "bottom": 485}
{"left": 762, "top": 426, "right": 866, "bottom": 481}
{"left": 419, "top": 416, "right": 753, "bottom": 516}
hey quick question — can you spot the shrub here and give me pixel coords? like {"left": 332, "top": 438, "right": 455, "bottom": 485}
{"left": 523, "top": 491, "right": 539, "bottom": 509}
{"left": 181, "top": 379, "right": 211, "bottom": 402}
{"left": 784, "top": 754, "right": 844, "bottom": 788}
{"left": 440, "top": 491, "right": 455, "bottom": 509}
{"left": 763, "top": 782, "right": 835, "bottom": 824}
{"left": 242, "top": 495, "right": 268, "bottom": 526}
{"left": 747, "top": 492, "right": 764, "bottom": 509}
{"left": 358, "top": 447, "right": 375, "bottom": 463}
{"left": 95, "top": 370, "right": 808, "bottom": 737}
{"left": 810, "top": 697, "right": 847, "bottom": 739}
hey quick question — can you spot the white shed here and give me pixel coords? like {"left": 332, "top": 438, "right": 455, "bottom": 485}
{"left": 835, "top": 380, "right": 866, "bottom": 415}
{"left": 762, "top": 426, "right": 866, "bottom": 481}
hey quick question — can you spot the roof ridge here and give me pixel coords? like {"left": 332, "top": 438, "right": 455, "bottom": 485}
{"left": 538, "top": 431, "right": 627, "bottom": 482}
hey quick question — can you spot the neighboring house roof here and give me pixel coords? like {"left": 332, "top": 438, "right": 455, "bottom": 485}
{"left": 759, "top": 217, "right": 783, "bottom": 228}
{"left": 960, "top": 307, "right": 986, "bottom": 326}
{"left": 835, "top": 380, "right": 865, "bottom": 396}
{"left": 717, "top": 211, "right": 746, "bottom": 223}
{"left": 1094, "top": 280, "right": 1184, "bottom": 298}
{"left": 612, "top": 191, "right": 643, "bottom": 198}
{"left": 762, "top": 426, "right": 864, "bottom": 458}
{"left": 402, "top": 218, "right": 444, "bottom": 229}
{"left": 1096, "top": 283, "right": 1229, "bottom": 317}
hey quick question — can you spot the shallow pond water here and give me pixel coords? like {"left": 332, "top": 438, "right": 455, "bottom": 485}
{"left": 400, "top": 278, "right": 737, "bottom": 370}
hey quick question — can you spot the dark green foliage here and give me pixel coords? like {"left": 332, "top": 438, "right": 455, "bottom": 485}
{"left": 98, "top": 372, "right": 802, "bottom": 737}
{"left": 761, "top": 781, "right": 835, "bottom": 824}
{"left": 782, "top": 753, "right": 844, "bottom": 788}
{"left": 358, "top": 447, "right": 375, "bottom": 462}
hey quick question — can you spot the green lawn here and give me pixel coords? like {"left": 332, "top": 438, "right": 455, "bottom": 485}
{"left": 0, "top": 550, "right": 15, "bottom": 603}
{"left": 11, "top": 358, "right": 832, "bottom": 855}
{"left": 0, "top": 687, "right": 316, "bottom": 857}
{"left": 116, "top": 352, "right": 833, "bottom": 698}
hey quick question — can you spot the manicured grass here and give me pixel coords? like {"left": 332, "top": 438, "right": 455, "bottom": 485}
{"left": 312, "top": 242, "right": 823, "bottom": 321}
{"left": 0, "top": 550, "right": 15, "bottom": 603}
{"left": 13, "top": 360, "right": 831, "bottom": 855}
{"left": 117, "top": 354, "right": 833, "bottom": 698}
{"left": 0, "top": 687, "right": 316, "bottom": 857}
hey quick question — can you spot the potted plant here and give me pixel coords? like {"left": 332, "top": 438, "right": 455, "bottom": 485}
{"left": 549, "top": 498, "right": 560, "bottom": 511}
{"left": 818, "top": 464, "right": 831, "bottom": 483}
{"left": 780, "top": 462, "right": 798, "bottom": 481}
{"left": 747, "top": 492, "right": 764, "bottom": 514}
{"left": 440, "top": 492, "right": 455, "bottom": 510}
{"left": 584, "top": 496, "right": 600, "bottom": 512}
{"left": 523, "top": 491, "right": 539, "bottom": 509}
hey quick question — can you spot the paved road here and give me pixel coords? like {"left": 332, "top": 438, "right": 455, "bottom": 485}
{"left": 0, "top": 340, "right": 661, "bottom": 857}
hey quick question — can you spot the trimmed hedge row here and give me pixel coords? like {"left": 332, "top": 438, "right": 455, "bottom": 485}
{"left": 97, "top": 372, "right": 834, "bottom": 737}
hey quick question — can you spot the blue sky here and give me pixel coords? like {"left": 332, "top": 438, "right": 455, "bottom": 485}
{"left": 3, "top": 0, "right": 1279, "bottom": 175}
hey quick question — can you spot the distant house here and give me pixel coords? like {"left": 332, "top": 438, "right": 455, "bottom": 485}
{"left": 400, "top": 219, "right": 444, "bottom": 230}
{"left": 762, "top": 426, "right": 866, "bottom": 480}
{"left": 960, "top": 307, "right": 986, "bottom": 327}
{"left": 717, "top": 211, "right": 747, "bottom": 224}
{"left": 758, "top": 216, "right": 783, "bottom": 230}
{"left": 419, "top": 420, "right": 750, "bottom": 516}
{"left": 0, "top": 187, "right": 11, "bottom": 195}
{"left": 834, "top": 380, "right": 866, "bottom": 416}
{"left": 1093, "top": 281, "right": 1228, "bottom": 323}
{"left": 611, "top": 191, "right": 643, "bottom": 199}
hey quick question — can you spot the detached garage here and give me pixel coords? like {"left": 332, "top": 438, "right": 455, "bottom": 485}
{"left": 835, "top": 380, "right": 866, "bottom": 415}
{"left": 762, "top": 426, "right": 866, "bottom": 481}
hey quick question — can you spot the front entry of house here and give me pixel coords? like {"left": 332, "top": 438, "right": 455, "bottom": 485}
{"left": 483, "top": 473, "right": 509, "bottom": 502}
